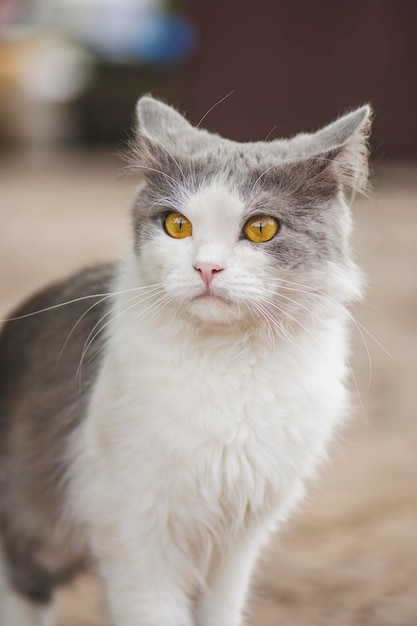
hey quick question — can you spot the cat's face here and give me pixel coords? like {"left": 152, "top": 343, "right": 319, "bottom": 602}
{"left": 130, "top": 98, "right": 370, "bottom": 329}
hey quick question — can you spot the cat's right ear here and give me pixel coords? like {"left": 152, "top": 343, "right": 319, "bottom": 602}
{"left": 302, "top": 106, "right": 373, "bottom": 199}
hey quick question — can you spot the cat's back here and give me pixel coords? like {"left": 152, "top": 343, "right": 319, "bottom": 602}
{"left": 0, "top": 263, "right": 116, "bottom": 425}
{"left": 0, "top": 264, "right": 118, "bottom": 600}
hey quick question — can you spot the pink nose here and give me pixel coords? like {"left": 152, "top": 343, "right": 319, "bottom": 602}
{"left": 194, "top": 262, "right": 223, "bottom": 287}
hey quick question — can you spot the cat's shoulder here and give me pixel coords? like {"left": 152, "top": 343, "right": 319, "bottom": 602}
{"left": 0, "top": 263, "right": 118, "bottom": 397}
{"left": 1, "top": 263, "right": 117, "bottom": 335}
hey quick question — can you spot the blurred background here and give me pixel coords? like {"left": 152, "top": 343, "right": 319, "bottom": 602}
{"left": 1, "top": 0, "right": 417, "bottom": 151}
{"left": 0, "top": 1, "right": 416, "bottom": 625}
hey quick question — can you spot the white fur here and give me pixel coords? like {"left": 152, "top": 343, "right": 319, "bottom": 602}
{"left": 68, "top": 182, "right": 356, "bottom": 626}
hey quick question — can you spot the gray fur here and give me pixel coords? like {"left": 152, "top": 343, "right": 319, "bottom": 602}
{"left": 0, "top": 97, "right": 371, "bottom": 606}
{"left": 132, "top": 97, "right": 371, "bottom": 197}
{"left": 130, "top": 98, "right": 371, "bottom": 273}
{"left": 0, "top": 264, "right": 116, "bottom": 601}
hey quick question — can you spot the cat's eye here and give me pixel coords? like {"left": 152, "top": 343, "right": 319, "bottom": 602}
{"left": 243, "top": 215, "right": 279, "bottom": 243}
{"left": 164, "top": 212, "right": 192, "bottom": 239}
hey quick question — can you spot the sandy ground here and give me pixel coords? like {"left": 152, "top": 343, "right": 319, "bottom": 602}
{"left": 0, "top": 152, "right": 416, "bottom": 626}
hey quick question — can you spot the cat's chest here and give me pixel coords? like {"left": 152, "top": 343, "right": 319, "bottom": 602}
{"left": 126, "top": 337, "right": 290, "bottom": 433}
{"left": 105, "top": 330, "right": 338, "bottom": 470}
{"left": 90, "top": 327, "right": 347, "bottom": 535}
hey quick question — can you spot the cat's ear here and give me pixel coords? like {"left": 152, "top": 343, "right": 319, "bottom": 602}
{"left": 306, "top": 105, "right": 373, "bottom": 198}
{"left": 135, "top": 96, "right": 213, "bottom": 155}
{"left": 137, "top": 97, "right": 193, "bottom": 144}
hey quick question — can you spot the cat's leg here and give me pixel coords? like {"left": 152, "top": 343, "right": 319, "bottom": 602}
{"left": 98, "top": 540, "right": 195, "bottom": 626}
{"left": 196, "top": 526, "right": 269, "bottom": 626}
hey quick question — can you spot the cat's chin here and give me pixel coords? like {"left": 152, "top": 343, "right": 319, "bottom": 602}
{"left": 187, "top": 294, "right": 242, "bottom": 324}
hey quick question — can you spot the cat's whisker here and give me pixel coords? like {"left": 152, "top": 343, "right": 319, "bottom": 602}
{"left": 263, "top": 280, "right": 378, "bottom": 393}
{"left": 279, "top": 283, "right": 387, "bottom": 391}
{"left": 55, "top": 294, "right": 111, "bottom": 368}
{"left": 79, "top": 287, "right": 166, "bottom": 368}
{"left": 57, "top": 294, "right": 158, "bottom": 370}
{"left": 264, "top": 124, "right": 278, "bottom": 141}
{"left": 153, "top": 294, "right": 176, "bottom": 318}
{"left": 196, "top": 89, "right": 236, "bottom": 129}
{"left": 262, "top": 296, "right": 369, "bottom": 414}
{"left": 249, "top": 298, "right": 303, "bottom": 358}
{"left": 248, "top": 155, "right": 338, "bottom": 199}
{"left": 1, "top": 283, "right": 165, "bottom": 322}
{"left": 180, "top": 89, "right": 238, "bottom": 198}
{"left": 121, "top": 294, "right": 178, "bottom": 391}
{"left": 57, "top": 283, "right": 165, "bottom": 368}
{"left": 79, "top": 340, "right": 108, "bottom": 376}
{"left": 121, "top": 162, "right": 179, "bottom": 187}
{"left": 259, "top": 301, "right": 310, "bottom": 360}
{"left": 262, "top": 287, "right": 317, "bottom": 319}
{"left": 267, "top": 276, "right": 390, "bottom": 357}
{"left": 248, "top": 301, "right": 276, "bottom": 354}
{"left": 265, "top": 305, "right": 305, "bottom": 359}
{"left": 268, "top": 303, "right": 338, "bottom": 367}
{"left": 347, "top": 358, "right": 370, "bottom": 427}
{"left": 156, "top": 141, "right": 187, "bottom": 183}
{"left": 120, "top": 293, "right": 174, "bottom": 397}
{"left": 346, "top": 319, "right": 373, "bottom": 393}
{"left": 146, "top": 196, "right": 177, "bottom": 212}
{"left": 77, "top": 288, "right": 167, "bottom": 383}
{"left": 78, "top": 291, "right": 169, "bottom": 382}
{"left": 188, "top": 145, "right": 198, "bottom": 195}
{"left": 76, "top": 295, "right": 142, "bottom": 384}
{"left": 137, "top": 293, "right": 176, "bottom": 326}
{"left": 262, "top": 297, "right": 314, "bottom": 340}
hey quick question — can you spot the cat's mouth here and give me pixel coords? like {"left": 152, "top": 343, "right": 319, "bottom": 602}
{"left": 192, "top": 291, "right": 231, "bottom": 306}
{"left": 187, "top": 289, "right": 241, "bottom": 323}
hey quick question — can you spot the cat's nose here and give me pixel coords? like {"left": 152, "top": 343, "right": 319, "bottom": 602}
{"left": 194, "top": 262, "right": 224, "bottom": 287}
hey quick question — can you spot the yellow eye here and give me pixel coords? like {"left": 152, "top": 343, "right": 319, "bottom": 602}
{"left": 243, "top": 215, "right": 279, "bottom": 243}
{"left": 164, "top": 212, "right": 192, "bottom": 239}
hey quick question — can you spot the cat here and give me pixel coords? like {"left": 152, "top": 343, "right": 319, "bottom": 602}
{"left": 0, "top": 96, "right": 371, "bottom": 626}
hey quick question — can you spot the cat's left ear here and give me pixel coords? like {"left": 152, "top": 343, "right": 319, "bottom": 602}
{"left": 306, "top": 105, "right": 373, "bottom": 198}
{"left": 135, "top": 96, "right": 214, "bottom": 155}
{"left": 137, "top": 97, "right": 192, "bottom": 143}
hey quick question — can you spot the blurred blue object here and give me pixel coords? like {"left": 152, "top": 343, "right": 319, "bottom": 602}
{"left": 131, "top": 10, "right": 196, "bottom": 65}
{"left": 0, "top": 0, "right": 196, "bottom": 147}
{"left": 0, "top": 0, "right": 196, "bottom": 66}
{"left": 92, "top": 7, "right": 195, "bottom": 64}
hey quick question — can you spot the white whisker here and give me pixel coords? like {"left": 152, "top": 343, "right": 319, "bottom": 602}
{"left": 264, "top": 124, "right": 277, "bottom": 141}
{"left": 268, "top": 276, "right": 390, "bottom": 355}
{"left": 57, "top": 283, "right": 165, "bottom": 367}
{"left": 248, "top": 155, "right": 337, "bottom": 198}
{"left": 262, "top": 276, "right": 388, "bottom": 393}
{"left": 196, "top": 89, "right": 236, "bottom": 129}
{"left": 122, "top": 163, "right": 179, "bottom": 186}
{"left": 157, "top": 141, "right": 187, "bottom": 183}
{"left": 347, "top": 358, "right": 370, "bottom": 427}
{"left": 77, "top": 288, "right": 166, "bottom": 383}
{"left": 81, "top": 293, "right": 172, "bottom": 375}
{"left": 2, "top": 283, "right": 165, "bottom": 322}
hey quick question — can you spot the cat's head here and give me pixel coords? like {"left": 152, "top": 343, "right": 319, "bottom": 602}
{"left": 128, "top": 96, "right": 371, "bottom": 330}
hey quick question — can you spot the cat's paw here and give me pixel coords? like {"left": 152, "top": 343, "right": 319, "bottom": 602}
{"left": 197, "top": 608, "right": 244, "bottom": 626}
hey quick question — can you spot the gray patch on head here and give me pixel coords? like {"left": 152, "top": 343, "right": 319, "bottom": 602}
{"left": 129, "top": 98, "right": 370, "bottom": 269}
